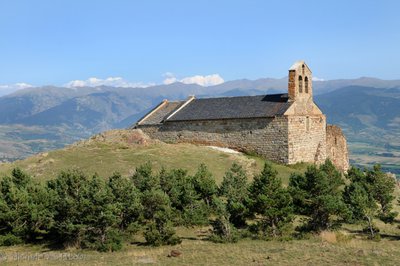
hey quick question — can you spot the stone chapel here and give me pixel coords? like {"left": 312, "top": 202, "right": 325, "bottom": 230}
{"left": 135, "top": 61, "right": 349, "bottom": 171}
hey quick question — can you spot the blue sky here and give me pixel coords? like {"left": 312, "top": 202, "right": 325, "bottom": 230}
{"left": 0, "top": 0, "right": 399, "bottom": 88}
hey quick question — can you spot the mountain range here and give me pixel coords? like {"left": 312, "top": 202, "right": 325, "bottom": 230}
{"left": 0, "top": 77, "right": 399, "bottom": 175}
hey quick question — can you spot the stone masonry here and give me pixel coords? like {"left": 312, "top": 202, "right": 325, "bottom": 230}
{"left": 139, "top": 117, "right": 289, "bottom": 163}
{"left": 135, "top": 61, "right": 349, "bottom": 171}
{"left": 326, "top": 125, "right": 350, "bottom": 171}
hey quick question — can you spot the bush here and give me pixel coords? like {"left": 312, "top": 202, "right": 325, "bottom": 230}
{"left": 0, "top": 233, "right": 23, "bottom": 246}
{"left": 209, "top": 216, "right": 239, "bottom": 243}
{"left": 144, "top": 212, "right": 181, "bottom": 246}
{"left": 81, "top": 228, "right": 123, "bottom": 252}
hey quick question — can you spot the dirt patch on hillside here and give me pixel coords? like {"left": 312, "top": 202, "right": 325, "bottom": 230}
{"left": 71, "top": 129, "right": 158, "bottom": 147}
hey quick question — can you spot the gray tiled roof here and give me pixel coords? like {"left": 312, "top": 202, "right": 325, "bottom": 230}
{"left": 167, "top": 94, "right": 291, "bottom": 121}
{"left": 138, "top": 101, "right": 184, "bottom": 125}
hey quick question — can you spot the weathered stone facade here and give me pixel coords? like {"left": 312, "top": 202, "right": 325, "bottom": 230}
{"left": 135, "top": 61, "right": 349, "bottom": 171}
{"left": 287, "top": 115, "right": 326, "bottom": 164}
{"left": 139, "top": 117, "right": 289, "bottom": 163}
{"left": 326, "top": 125, "right": 350, "bottom": 171}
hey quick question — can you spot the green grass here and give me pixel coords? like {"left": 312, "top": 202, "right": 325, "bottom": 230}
{"left": 0, "top": 138, "right": 306, "bottom": 184}
{"left": 1, "top": 227, "right": 400, "bottom": 265}
{"left": 2, "top": 130, "right": 399, "bottom": 265}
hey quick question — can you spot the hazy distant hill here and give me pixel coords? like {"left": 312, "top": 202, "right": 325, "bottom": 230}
{"left": 313, "top": 77, "right": 400, "bottom": 94}
{"left": 2, "top": 77, "right": 400, "bottom": 129}
{"left": 316, "top": 86, "right": 400, "bottom": 132}
{"left": 0, "top": 77, "right": 399, "bottom": 172}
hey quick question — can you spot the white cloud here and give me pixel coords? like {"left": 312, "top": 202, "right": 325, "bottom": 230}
{"left": 0, "top": 82, "right": 34, "bottom": 90}
{"left": 1, "top": 73, "right": 225, "bottom": 94}
{"left": 312, "top": 76, "right": 325, "bottom": 81}
{"left": 64, "top": 77, "right": 155, "bottom": 88}
{"left": 162, "top": 72, "right": 178, "bottom": 85}
{"left": 181, "top": 74, "right": 224, "bottom": 86}
{"left": 0, "top": 82, "right": 34, "bottom": 96}
{"left": 163, "top": 73, "right": 224, "bottom": 86}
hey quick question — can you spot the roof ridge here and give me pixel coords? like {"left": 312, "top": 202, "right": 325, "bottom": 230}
{"left": 195, "top": 93, "right": 288, "bottom": 101}
{"left": 165, "top": 96, "right": 196, "bottom": 121}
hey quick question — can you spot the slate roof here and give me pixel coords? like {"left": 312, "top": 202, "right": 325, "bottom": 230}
{"left": 167, "top": 94, "right": 292, "bottom": 121}
{"left": 138, "top": 100, "right": 184, "bottom": 125}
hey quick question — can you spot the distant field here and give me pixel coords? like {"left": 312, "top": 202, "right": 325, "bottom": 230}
{"left": 0, "top": 124, "right": 89, "bottom": 162}
{"left": 348, "top": 141, "right": 400, "bottom": 177}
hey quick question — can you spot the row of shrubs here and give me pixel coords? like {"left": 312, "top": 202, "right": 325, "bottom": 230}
{"left": 0, "top": 160, "right": 397, "bottom": 251}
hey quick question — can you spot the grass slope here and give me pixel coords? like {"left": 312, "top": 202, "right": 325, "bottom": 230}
{"left": 1, "top": 228, "right": 400, "bottom": 265}
{"left": 1, "top": 129, "right": 399, "bottom": 265}
{"left": 0, "top": 129, "right": 305, "bottom": 184}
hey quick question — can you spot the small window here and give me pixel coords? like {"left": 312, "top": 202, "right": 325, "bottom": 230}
{"left": 306, "top": 116, "right": 310, "bottom": 132}
{"left": 305, "top": 77, "right": 309, "bottom": 93}
{"left": 298, "top": 76, "right": 303, "bottom": 93}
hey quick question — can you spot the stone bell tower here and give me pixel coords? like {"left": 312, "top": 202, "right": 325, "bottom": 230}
{"left": 288, "top": 61, "right": 313, "bottom": 102}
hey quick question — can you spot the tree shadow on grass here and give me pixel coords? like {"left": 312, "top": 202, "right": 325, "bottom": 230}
{"left": 21, "top": 239, "right": 66, "bottom": 252}
{"left": 343, "top": 228, "right": 400, "bottom": 241}
{"left": 179, "top": 236, "right": 206, "bottom": 241}
{"left": 392, "top": 218, "right": 400, "bottom": 225}
{"left": 379, "top": 233, "right": 400, "bottom": 241}
{"left": 129, "top": 241, "right": 147, "bottom": 246}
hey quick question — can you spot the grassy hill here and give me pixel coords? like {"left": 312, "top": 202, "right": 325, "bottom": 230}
{"left": 1, "top": 81, "right": 400, "bottom": 168}
{"left": 0, "top": 129, "right": 306, "bottom": 184}
{"left": 0, "top": 129, "right": 399, "bottom": 265}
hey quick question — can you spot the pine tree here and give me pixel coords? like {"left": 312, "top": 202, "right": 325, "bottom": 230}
{"left": 0, "top": 168, "right": 54, "bottom": 245}
{"left": 48, "top": 170, "right": 123, "bottom": 251}
{"left": 248, "top": 163, "right": 293, "bottom": 238}
{"left": 289, "top": 160, "right": 348, "bottom": 231}
{"left": 219, "top": 163, "right": 250, "bottom": 227}
{"left": 131, "top": 164, "right": 181, "bottom": 246}
{"left": 141, "top": 189, "right": 181, "bottom": 246}
{"left": 131, "top": 162, "right": 160, "bottom": 192}
{"left": 343, "top": 168, "right": 378, "bottom": 238}
{"left": 192, "top": 164, "right": 218, "bottom": 207}
{"left": 366, "top": 165, "right": 397, "bottom": 222}
{"left": 344, "top": 165, "right": 397, "bottom": 238}
{"left": 108, "top": 173, "right": 143, "bottom": 230}
{"left": 159, "top": 168, "right": 208, "bottom": 226}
